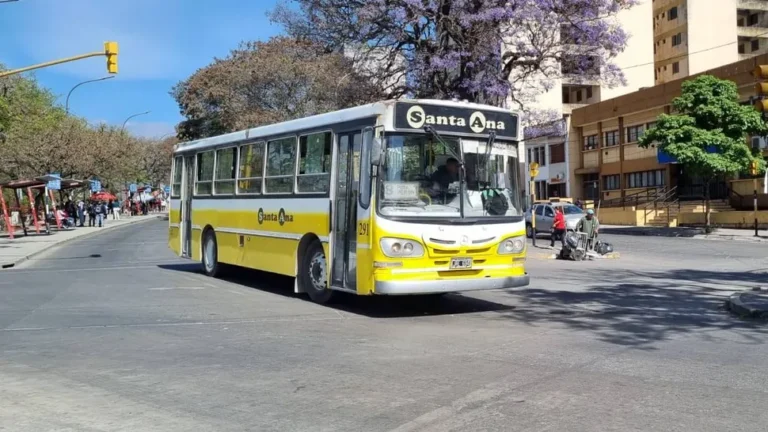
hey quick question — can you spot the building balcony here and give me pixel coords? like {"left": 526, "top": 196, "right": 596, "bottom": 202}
{"left": 739, "top": 0, "right": 768, "bottom": 12}
{"left": 652, "top": 0, "right": 680, "bottom": 15}
{"left": 737, "top": 25, "right": 768, "bottom": 38}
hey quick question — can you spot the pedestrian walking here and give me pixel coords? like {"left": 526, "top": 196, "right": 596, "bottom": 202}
{"left": 550, "top": 207, "right": 566, "bottom": 248}
{"left": 87, "top": 202, "right": 96, "bottom": 227}
{"left": 113, "top": 200, "right": 121, "bottom": 220}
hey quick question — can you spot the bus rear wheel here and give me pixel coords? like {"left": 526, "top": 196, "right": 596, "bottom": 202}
{"left": 201, "top": 229, "right": 221, "bottom": 277}
{"left": 301, "top": 240, "right": 333, "bottom": 304}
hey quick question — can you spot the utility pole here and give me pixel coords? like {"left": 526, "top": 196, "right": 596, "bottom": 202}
{"left": 529, "top": 162, "right": 539, "bottom": 247}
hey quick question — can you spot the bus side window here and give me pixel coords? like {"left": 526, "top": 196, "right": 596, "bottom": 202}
{"left": 359, "top": 127, "right": 373, "bottom": 209}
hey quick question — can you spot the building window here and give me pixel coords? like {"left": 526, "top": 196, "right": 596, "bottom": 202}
{"left": 238, "top": 142, "right": 265, "bottom": 194}
{"left": 195, "top": 151, "right": 215, "bottom": 195}
{"left": 549, "top": 143, "right": 566, "bottom": 164}
{"left": 265, "top": 136, "right": 297, "bottom": 194}
{"left": 604, "top": 130, "right": 619, "bottom": 147}
{"left": 214, "top": 147, "right": 237, "bottom": 195}
{"left": 668, "top": 7, "right": 677, "bottom": 20}
{"left": 562, "top": 87, "right": 570, "bottom": 103}
{"left": 583, "top": 135, "right": 598, "bottom": 151}
{"left": 297, "top": 131, "right": 332, "bottom": 193}
{"left": 576, "top": 90, "right": 583, "bottom": 102}
{"left": 626, "top": 169, "right": 666, "bottom": 189}
{"left": 626, "top": 125, "right": 644, "bottom": 143}
{"left": 603, "top": 174, "right": 620, "bottom": 191}
{"left": 749, "top": 13, "right": 759, "bottom": 26}
{"left": 752, "top": 39, "right": 760, "bottom": 51}
{"left": 739, "top": 44, "right": 746, "bottom": 54}
{"left": 535, "top": 180, "right": 548, "bottom": 200}
{"left": 584, "top": 174, "right": 599, "bottom": 200}
{"left": 586, "top": 87, "right": 593, "bottom": 99}
{"left": 672, "top": 62, "right": 680, "bottom": 74}
{"left": 672, "top": 33, "right": 682, "bottom": 47}
{"left": 528, "top": 146, "right": 547, "bottom": 167}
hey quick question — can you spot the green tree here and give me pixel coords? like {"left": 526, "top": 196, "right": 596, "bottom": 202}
{"left": 171, "top": 37, "right": 380, "bottom": 140}
{"left": 639, "top": 75, "right": 766, "bottom": 232}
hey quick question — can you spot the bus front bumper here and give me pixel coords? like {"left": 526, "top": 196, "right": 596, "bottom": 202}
{"left": 374, "top": 274, "right": 530, "bottom": 295}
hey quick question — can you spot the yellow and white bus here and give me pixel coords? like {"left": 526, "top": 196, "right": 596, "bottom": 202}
{"left": 169, "top": 99, "right": 529, "bottom": 303}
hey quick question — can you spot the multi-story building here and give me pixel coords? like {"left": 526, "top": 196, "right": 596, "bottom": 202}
{"left": 653, "top": 0, "right": 768, "bottom": 85}
{"left": 521, "top": 0, "right": 656, "bottom": 202}
{"left": 568, "top": 52, "right": 768, "bottom": 208}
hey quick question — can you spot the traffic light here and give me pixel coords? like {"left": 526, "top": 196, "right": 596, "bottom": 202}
{"left": 753, "top": 65, "right": 768, "bottom": 112}
{"left": 749, "top": 159, "right": 760, "bottom": 176}
{"left": 104, "top": 41, "right": 118, "bottom": 74}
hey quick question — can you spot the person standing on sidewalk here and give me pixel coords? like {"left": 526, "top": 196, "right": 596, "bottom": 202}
{"left": 550, "top": 207, "right": 566, "bottom": 248}
{"left": 94, "top": 201, "right": 106, "bottom": 228}
{"left": 87, "top": 202, "right": 96, "bottom": 227}
{"left": 77, "top": 200, "right": 86, "bottom": 227}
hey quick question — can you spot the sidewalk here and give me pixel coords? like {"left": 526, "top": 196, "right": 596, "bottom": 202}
{"left": 0, "top": 214, "right": 165, "bottom": 269}
{"left": 600, "top": 225, "right": 768, "bottom": 243}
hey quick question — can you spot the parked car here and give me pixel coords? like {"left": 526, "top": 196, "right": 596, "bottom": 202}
{"left": 524, "top": 202, "right": 585, "bottom": 238}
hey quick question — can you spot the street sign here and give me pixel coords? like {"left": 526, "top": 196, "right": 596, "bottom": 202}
{"left": 46, "top": 173, "right": 61, "bottom": 190}
{"left": 90, "top": 180, "right": 101, "bottom": 193}
{"left": 129, "top": 183, "right": 137, "bottom": 193}
{"left": 164, "top": 186, "right": 171, "bottom": 194}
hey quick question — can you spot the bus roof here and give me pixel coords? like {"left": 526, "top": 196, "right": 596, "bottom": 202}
{"left": 173, "top": 99, "right": 520, "bottom": 154}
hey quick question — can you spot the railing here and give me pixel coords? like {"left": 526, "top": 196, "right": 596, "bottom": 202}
{"left": 641, "top": 186, "right": 679, "bottom": 226}
{"left": 599, "top": 187, "right": 667, "bottom": 209}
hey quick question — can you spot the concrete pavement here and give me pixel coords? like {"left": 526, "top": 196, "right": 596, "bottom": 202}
{"left": 1, "top": 220, "right": 767, "bottom": 431}
{"left": 0, "top": 213, "right": 163, "bottom": 269}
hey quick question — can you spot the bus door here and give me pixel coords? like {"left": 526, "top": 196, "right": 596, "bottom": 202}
{"left": 180, "top": 154, "right": 195, "bottom": 257}
{"left": 332, "top": 131, "right": 362, "bottom": 289}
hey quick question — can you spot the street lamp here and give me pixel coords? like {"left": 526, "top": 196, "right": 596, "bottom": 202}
{"left": 121, "top": 111, "right": 151, "bottom": 131}
{"left": 65, "top": 76, "right": 114, "bottom": 113}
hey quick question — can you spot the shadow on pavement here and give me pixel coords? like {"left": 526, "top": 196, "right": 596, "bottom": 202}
{"left": 498, "top": 267, "right": 768, "bottom": 348}
{"left": 157, "top": 263, "right": 514, "bottom": 318}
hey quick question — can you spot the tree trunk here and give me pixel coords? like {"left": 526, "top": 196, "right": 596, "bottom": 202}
{"left": 704, "top": 178, "right": 712, "bottom": 233}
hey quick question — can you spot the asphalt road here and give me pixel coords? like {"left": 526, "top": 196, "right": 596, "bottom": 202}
{"left": 1, "top": 220, "right": 767, "bottom": 431}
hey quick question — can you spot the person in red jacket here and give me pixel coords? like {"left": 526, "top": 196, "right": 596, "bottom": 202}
{"left": 551, "top": 207, "right": 566, "bottom": 248}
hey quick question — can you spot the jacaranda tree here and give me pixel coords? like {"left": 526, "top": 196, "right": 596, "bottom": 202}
{"left": 271, "top": 0, "right": 636, "bottom": 111}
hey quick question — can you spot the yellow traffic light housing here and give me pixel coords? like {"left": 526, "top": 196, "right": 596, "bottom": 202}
{"left": 104, "top": 41, "right": 118, "bottom": 74}
{"left": 750, "top": 160, "right": 760, "bottom": 176}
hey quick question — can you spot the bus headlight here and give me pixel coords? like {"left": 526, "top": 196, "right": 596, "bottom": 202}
{"left": 380, "top": 238, "right": 424, "bottom": 258}
{"left": 498, "top": 236, "right": 525, "bottom": 254}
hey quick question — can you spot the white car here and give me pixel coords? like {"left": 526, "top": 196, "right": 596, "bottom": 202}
{"left": 524, "top": 203, "right": 585, "bottom": 238}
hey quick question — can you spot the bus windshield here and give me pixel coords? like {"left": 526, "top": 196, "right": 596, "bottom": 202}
{"left": 378, "top": 134, "right": 523, "bottom": 221}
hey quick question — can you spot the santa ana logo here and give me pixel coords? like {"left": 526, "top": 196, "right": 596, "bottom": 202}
{"left": 405, "top": 104, "right": 505, "bottom": 133}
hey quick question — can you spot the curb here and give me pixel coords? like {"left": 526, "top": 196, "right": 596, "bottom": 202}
{"left": 0, "top": 215, "right": 164, "bottom": 270}
{"left": 725, "top": 290, "right": 768, "bottom": 319}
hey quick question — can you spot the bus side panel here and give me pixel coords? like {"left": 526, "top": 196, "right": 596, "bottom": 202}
{"left": 168, "top": 201, "right": 181, "bottom": 256}
{"left": 356, "top": 204, "right": 374, "bottom": 295}
{"left": 192, "top": 198, "right": 330, "bottom": 277}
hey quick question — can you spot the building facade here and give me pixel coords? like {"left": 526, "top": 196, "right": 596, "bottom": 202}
{"left": 653, "top": 0, "right": 768, "bottom": 85}
{"left": 522, "top": 0, "right": 656, "bottom": 201}
{"left": 569, "top": 52, "right": 768, "bottom": 204}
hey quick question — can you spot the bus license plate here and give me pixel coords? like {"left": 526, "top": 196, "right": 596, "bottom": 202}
{"left": 450, "top": 257, "right": 473, "bottom": 269}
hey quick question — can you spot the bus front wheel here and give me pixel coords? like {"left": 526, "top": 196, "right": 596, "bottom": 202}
{"left": 201, "top": 229, "right": 221, "bottom": 277}
{"left": 301, "top": 241, "right": 333, "bottom": 304}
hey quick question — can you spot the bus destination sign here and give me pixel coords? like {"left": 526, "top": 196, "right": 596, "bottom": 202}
{"left": 393, "top": 102, "right": 519, "bottom": 140}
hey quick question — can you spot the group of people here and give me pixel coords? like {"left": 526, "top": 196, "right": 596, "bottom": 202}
{"left": 549, "top": 207, "right": 600, "bottom": 248}
{"left": 59, "top": 200, "right": 121, "bottom": 228}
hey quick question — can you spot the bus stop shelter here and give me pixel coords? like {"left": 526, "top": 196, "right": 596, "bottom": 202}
{"left": 0, "top": 177, "right": 88, "bottom": 239}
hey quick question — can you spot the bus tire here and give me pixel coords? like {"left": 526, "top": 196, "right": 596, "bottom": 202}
{"left": 301, "top": 240, "right": 333, "bottom": 304}
{"left": 201, "top": 229, "right": 220, "bottom": 277}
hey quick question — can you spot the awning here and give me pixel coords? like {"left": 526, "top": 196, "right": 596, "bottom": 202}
{"left": 574, "top": 167, "right": 600, "bottom": 175}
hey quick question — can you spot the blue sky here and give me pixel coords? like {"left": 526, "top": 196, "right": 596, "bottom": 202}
{"left": 0, "top": 0, "right": 284, "bottom": 138}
